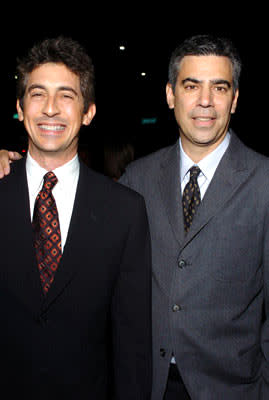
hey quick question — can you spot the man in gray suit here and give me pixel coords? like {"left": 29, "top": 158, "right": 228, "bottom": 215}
{"left": 1, "top": 34, "right": 269, "bottom": 399}
{"left": 121, "top": 35, "right": 269, "bottom": 399}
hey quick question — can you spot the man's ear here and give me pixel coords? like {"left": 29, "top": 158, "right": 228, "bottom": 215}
{"left": 231, "top": 89, "right": 239, "bottom": 114}
{"left": 16, "top": 99, "right": 24, "bottom": 121}
{"left": 166, "top": 83, "right": 175, "bottom": 110}
{"left": 82, "top": 103, "right": 96, "bottom": 126}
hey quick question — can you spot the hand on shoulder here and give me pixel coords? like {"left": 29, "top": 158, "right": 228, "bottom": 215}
{"left": 0, "top": 150, "right": 22, "bottom": 178}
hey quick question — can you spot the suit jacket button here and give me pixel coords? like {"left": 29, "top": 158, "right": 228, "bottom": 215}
{"left": 172, "top": 304, "right": 181, "bottom": 312}
{"left": 178, "top": 260, "right": 186, "bottom": 268}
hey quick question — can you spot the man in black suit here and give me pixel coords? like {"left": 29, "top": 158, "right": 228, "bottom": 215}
{"left": 0, "top": 36, "right": 152, "bottom": 399}
{"left": 5, "top": 34, "right": 269, "bottom": 400}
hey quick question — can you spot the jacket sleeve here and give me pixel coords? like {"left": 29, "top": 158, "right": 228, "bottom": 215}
{"left": 261, "top": 194, "right": 269, "bottom": 398}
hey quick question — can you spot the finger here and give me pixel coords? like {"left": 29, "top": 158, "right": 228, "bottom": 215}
{"left": 8, "top": 151, "right": 23, "bottom": 161}
{"left": 0, "top": 150, "right": 12, "bottom": 178}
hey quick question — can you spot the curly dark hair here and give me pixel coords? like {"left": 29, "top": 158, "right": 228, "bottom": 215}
{"left": 16, "top": 36, "right": 95, "bottom": 113}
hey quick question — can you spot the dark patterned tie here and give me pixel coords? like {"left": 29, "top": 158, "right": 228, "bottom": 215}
{"left": 182, "top": 166, "right": 201, "bottom": 233}
{"left": 32, "top": 172, "right": 62, "bottom": 294}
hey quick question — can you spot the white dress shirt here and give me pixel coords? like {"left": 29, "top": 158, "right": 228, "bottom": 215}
{"left": 171, "top": 132, "right": 231, "bottom": 365}
{"left": 180, "top": 132, "right": 231, "bottom": 199}
{"left": 26, "top": 152, "right": 80, "bottom": 251}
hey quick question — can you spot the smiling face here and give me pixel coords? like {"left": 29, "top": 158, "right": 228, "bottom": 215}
{"left": 17, "top": 62, "right": 96, "bottom": 169}
{"left": 166, "top": 55, "right": 239, "bottom": 162}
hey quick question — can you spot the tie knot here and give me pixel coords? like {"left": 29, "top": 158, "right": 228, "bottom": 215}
{"left": 189, "top": 166, "right": 201, "bottom": 181}
{"left": 43, "top": 171, "right": 58, "bottom": 191}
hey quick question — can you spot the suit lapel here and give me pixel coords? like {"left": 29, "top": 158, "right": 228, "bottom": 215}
{"left": 158, "top": 141, "right": 185, "bottom": 247}
{"left": 183, "top": 133, "right": 249, "bottom": 246}
{"left": 42, "top": 161, "right": 95, "bottom": 310}
{"left": 158, "top": 134, "right": 251, "bottom": 251}
{"left": 4, "top": 159, "right": 101, "bottom": 314}
{"left": 4, "top": 158, "right": 44, "bottom": 314}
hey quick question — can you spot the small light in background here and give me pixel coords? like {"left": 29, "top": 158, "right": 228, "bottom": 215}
{"left": 14, "top": 75, "right": 18, "bottom": 80}
{"left": 141, "top": 118, "right": 157, "bottom": 125}
{"left": 21, "top": 149, "right": 26, "bottom": 153}
{"left": 119, "top": 45, "right": 126, "bottom": 51}
{"left": 141, "top": 72, "right": 146, "bottom": 77}
{"left": 13, "top": 113, "right": 19, "bottom": 120}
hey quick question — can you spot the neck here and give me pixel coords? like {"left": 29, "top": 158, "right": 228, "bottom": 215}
{"left": 180, "top": 134, "right": 228, "bottom": 163}
{"left": 182, "top": 145, "right": 212, "bottom": 163}
{"left": 28, "top": 149, "right": 77, "bottom": 171}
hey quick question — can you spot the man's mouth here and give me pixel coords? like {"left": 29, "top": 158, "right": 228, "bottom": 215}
{"left": 38, "top": 124, "right": 66, "bottom": 132}
{"left": 193, "top": 117, "right": 215, "bottom": 121}
{"left": 192, "top": 116, "right": 216, "bottom": 127}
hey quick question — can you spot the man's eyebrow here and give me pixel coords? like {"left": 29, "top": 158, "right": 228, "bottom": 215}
{"left": 182, "top": 78, "right": 201, "bottom": 85}
{"left": 27, "top": 84, "right": 46, "bottom": 92}
{"left": 27, "top": 84, "right": 79, "bottom": 96}
{"left": 211, "top": 79, "right": 231, "bottom": 88}
{"left": 182, "top": 77, "right": 231, "bottom": 88}
{"left": 58, "top": 86, "right": 79, "bottom": 96}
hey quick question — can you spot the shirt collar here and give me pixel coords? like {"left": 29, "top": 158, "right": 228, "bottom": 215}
{"left": 26, "top": 152, "right": 80, "bottom": 194}
{"left": 180, "top": 132, "right": 231, "bottom": 183}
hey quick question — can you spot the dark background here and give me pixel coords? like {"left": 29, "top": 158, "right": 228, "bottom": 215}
{"left": 1, "top": 7, "right": 267, "bottom": 173}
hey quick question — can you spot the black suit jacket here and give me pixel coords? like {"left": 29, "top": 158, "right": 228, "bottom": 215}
{"left": 0, "top": 157, "right": 152, "bottom": 399}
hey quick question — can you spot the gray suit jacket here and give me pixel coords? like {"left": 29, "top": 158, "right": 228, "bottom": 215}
{"left": 119, "top": 132, "right": 269, "bottom": 399}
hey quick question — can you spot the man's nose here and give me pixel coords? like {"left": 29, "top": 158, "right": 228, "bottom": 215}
{"left": 198, "top": 86, "right": 213, "bottom": 107}
{"left": 42, "top": 96, "right": 60, "bottom": 116}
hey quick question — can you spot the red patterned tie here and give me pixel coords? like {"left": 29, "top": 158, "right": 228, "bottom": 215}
{"left": 32, "top": 171, "right": 62, "bottom": 294}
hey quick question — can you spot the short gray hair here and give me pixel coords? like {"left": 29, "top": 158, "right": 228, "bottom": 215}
{"left": 168, "top": 34, "right": 242, "bottom": 94}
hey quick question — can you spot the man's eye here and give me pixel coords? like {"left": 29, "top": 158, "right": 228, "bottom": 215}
{"left": 62, "top": 94, "right": 74, "bottom": 100}
{"left": 31, "top": 92, "right": 43, "bottom": 97}
{"left": 215, "top": 86, "right": 227, "bottom": 92}
{"left": 185, "top": 85, "right": 197, "bottom": 90}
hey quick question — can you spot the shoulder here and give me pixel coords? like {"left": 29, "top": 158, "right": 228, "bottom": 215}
{"left": 0, "top": 157, "right": 26, "bottom": 189}
{"left": 227, "top": 133, "right": 269, "bottom": 208}
{"left": 230, "top": 132, "right": 269, "bottom": 169}
{"left": 79, "top": 160, "right": 147, "bottom": 214}
{"left": 119, "top": 142, "right": 178, "bottom": 187}
{"left": 79, "top": 162, "right": 150, "bottom": 234}
{"left": 128, "top": 144, "right": 175, "bottom": 172}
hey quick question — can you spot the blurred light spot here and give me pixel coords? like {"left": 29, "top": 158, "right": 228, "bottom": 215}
{"left": 141, "top": 118, "right": 157, "bottom": 125}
